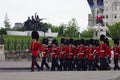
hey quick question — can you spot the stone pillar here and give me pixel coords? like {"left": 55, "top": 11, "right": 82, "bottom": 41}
{"left": 93, "top": 0, "right": 97, "bottom": 39}
{"left": 0, "top": 33, "right": 5, "bottom": 61}
{"left": 0, "top": 45, "right": 5, "bottom": 61}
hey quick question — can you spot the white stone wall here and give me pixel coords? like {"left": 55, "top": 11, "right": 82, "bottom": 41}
{"left": 7, "top": 31, "right": 58, "bottom": 37}
{"left": 7, "top": 31, "right": 44, "bottom": 36}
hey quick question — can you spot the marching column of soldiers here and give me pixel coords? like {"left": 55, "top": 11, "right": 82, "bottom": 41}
{"left": 39, "top": 35, "right": 120, "bottom": 71}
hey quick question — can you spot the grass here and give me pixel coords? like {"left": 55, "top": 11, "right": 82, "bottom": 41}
{"left": 3, "top": 35, "right": 32, "bottom": 41}
{"left": 3, "top": 35, "right": 81, "bottom": 44}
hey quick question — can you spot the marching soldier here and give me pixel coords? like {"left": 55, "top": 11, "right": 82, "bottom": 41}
{"left": 29, "top": 31, "right": 42, "bottom": 72}
{"left": 97, "top": 35, "right": 109, "bottom": 70}
{"left": 67, "top": 38, "right": 74, "bottom": 71}
{"left": 63, "top": 39, "right": 69, "bottom": 71}
{"left": 86, "top": 39, "right": 95, "bottom": 70}
{"left": 50, "top": 39, "right": 60, "bottom": 71}
{"left": 93, "top": 39, "right": 100, "bottom": 70}
{"left": 77, "top": 39, "right": 86, "bottom": 71}
{"left": 72, "top": 40, "right": 79, "bottom": 70}
{"left": 104, "top": 38, "right": 111, "bottom": 70}
{"left": 58, "top": 38, "right": 65, "bottom": 71}
{"left": 113, "top": 39, "right": 120, "bottom": 70}
{"left": 40, "top": 38, "right": 50, "bottom": 70}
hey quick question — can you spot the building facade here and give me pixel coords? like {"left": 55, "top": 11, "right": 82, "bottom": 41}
{"left": 88, "top": 0, "right": 120, "bottom": 27}
{"left": 103, "top": 0, "right": 120, "bottom": 26}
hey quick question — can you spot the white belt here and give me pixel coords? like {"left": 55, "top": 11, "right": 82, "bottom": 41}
{"left": 79, "top": 53, "right": 84, "bottom": 54}
{"left": 115, "top": 53, "right": 119, "bottom": 54}
{"left": 100, "top": 50, "right": 105, "bottom": 52}
{"left": 69, "top": 53, "right": 73, "bottom": 54}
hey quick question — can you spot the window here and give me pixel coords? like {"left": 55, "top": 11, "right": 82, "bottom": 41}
{"left": 106, "top": 15, "right": 108, "bottom": 19}
{"left": 112, "top": 2, "right": 118, "bottom": 11}
{"left": 105, "top": 7, "right": 108, "bottom": 11}
{"left": 106, "top": 22, "right": 108, "bottom": 26}
{"left": 114, "top": 14, "right": 117, "bottom": 18}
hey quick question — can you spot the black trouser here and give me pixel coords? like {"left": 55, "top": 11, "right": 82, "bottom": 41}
{"left": 59, "top": 58, "right": 64, "bottom": 71}
{"left": 72, "top": 58, "right": 77, "bottom": 71}
{"left": 67, "top": 58, "right": 73, "bottom": 71}
{"left": 114, "top": 58, "right": 120, "bottom": 70}
{"left": 41, "top": 58, "right": 49, "bottom": 70}
{"left": 31, "top": 56, "right": 40, "bottom": 71}
{"left": 94, "top": 57, "right": 100, "bottom": 70}
{"left": 51, "top": 58, "right": 60, "bottom": 71}
{"left": 77, "top": 59, "right": 86, "bottom": 71}
{"left": 63, "top": 58, "right": 67, "bottom": 71}
{"left": 88, "top": 60, "right": 95, "bottom": 70}
{"left": 100, "top": 58, "right": 108, "bottom": 70}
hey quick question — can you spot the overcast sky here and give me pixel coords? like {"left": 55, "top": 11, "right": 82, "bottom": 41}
{"left": 0, "top": 0, "right": 91, "bottom": 32}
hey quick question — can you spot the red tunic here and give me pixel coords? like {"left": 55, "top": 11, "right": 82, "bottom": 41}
{"left": 67, "top": 46, "right": 73, "bottom": 59}
{"left": 87, "top": 47, "right": 94, "bottom": 60}
{"left": 73, "top": 47, "right": 78, "bottom": 58}
{"left": 77, "top": 46, "right": 85, "bottom": 59}
{"left": 106, "top": 46, "right": 111, "bottom": 58}
{"left": 30, "top": 41, "right": 42, "bottom": 56}
{"left": 97, "top": 43, "right": 108, "bottom": 58}
{"left": 50, "top": 47, "right": 58, "bottom": 59}
{"left": 64, "top": 46, "right": 68, "bottom": 58}
{"left": 113, "top": 46, "right": 120, "bottom": 59}
{"left": 58, "top": 46, "right": 65, "bottom": 59}
{"left": 41, "top": 46, "right": 49, "bottom": 58}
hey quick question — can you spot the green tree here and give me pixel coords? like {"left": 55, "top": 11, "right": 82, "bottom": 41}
{"left": 51, "top": 26, "right": 59, "bottom": 32}
{"left": 65, "top": 18, "right": 79, "bottom": 37}
{"left": 4, "top": 14, "right": 11, "bottom": 28}
{"left": 80, "top": 29, "right": 94, "bottom": 38}
{"left": 58, "top": 24, "right": 66, "bottom": 37}
{"left": 107, "top": 22, "right": 120, "bottom": 39}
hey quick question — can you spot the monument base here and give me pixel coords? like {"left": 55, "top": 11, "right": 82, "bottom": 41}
{"left": 0, "top": 45, "right": 5, "bottom": 61}
{"left": 0, "top": 54, "right": 5, "bottom": 61}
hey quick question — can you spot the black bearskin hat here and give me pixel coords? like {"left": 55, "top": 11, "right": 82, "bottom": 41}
{"left": 42, "top": 38, "right": 48, "bottom": 45}
{"left": 89, "top": 39, "right": 93, "bottom": 45}
{"left": 69, "top": 38, "right": 74, "bottom": 44}
{"left": 94, "top": 39, "right": 99, "bottom": 46}
{"left": 84, "top": 40, "right": 89, "bottom": 46}
{"left": 100, "top": 35, "right": 105, "bottom": 41}
{"left": 64, "top": 39, "right": 69, "bottom": 45}
{"left": 114, "top": 39, "right": 119, "bottom": 45}
{"left": 74, "top": 40, "right": 80, "bottom": 46}
{"left": 61, "top": 38, "right": 65, "bottom": 44}
{"left": 52, "top": 39, "right": 58, "bottom": 46}
{"left": 31, "top": 31, "right": 39, "bottom": 41}
{"left": 76, "top": 40, "right": 80, "bottom": 45}
{"left": 80, "top": 39, "right": 85, "bottom": 44}
{"left": 104, "top": 38, "right": 109, "bottom": 46}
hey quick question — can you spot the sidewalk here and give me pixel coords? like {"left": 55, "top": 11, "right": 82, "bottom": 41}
{"left": 0, "top": 61, "right": 120, "bottom": 80}
{"left": 0, "top": 71, "right": 120, "bottom": 80}
{"left": 0, "top": 61, "right": 32, "bottom": 70}
{"left": 0, "top": 61, "right": 115, "bottom": 69}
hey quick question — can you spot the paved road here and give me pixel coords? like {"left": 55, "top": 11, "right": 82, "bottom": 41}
{"left": 0, "top": 61, "right": 120, "bottom": 80}
{"left": 0, "top": 71, "right": 120, "bottom": 80}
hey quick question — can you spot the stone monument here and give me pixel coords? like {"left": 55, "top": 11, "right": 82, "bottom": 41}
{"left": 0, "top": 33, "right": 5, "bottom": 61}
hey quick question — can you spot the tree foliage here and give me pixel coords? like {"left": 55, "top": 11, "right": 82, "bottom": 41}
{"left": 65, "top": 18, "right": 79, "bottom": 37}
{"left": 107, "top": 22, "right": 120, "bottom": 39}
{"left": 58, "top": 24, "right": 66, "bottom": 37}
{"left": 4, "top": 14, "right": 11, "bottom": 28}
{"left": 80, "top": 29, "right": 94, "bottom": 38}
